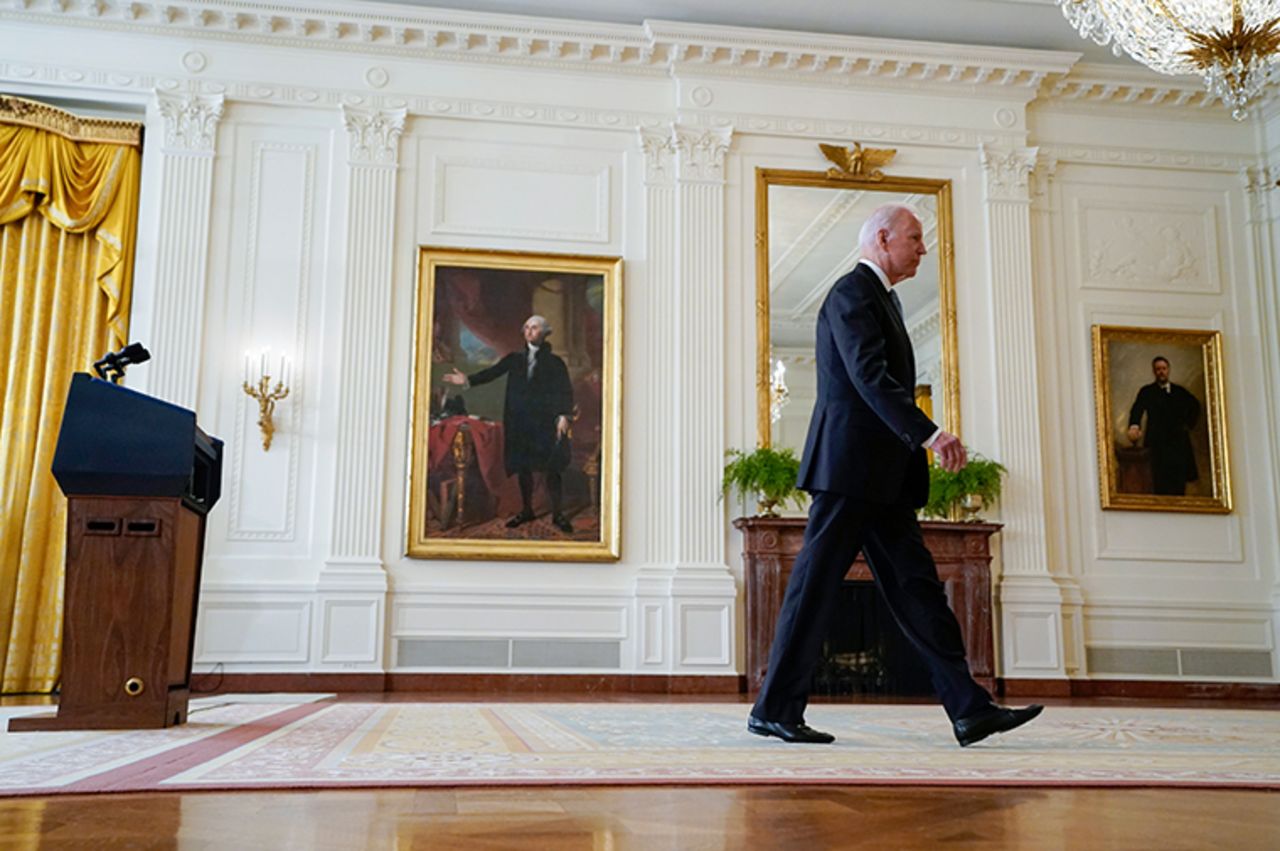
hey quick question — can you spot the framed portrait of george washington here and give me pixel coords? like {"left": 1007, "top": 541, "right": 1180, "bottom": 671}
{"left": 1091, "top": 325, "right": 1231, "bottom": 513}
{"left": 407, "top": 247, "right": 622, "bottom": 561}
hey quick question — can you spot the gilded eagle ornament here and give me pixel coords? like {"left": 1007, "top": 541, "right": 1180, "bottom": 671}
{"left": 818, "top": 142, "right": 897, "bottom": 180}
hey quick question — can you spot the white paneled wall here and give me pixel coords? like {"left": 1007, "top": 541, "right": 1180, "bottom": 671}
{"left": 3, "top": 1, "right": 1275, "bottom": 684}
{"left": 1029, "top": 135, "right": 1276, "bottom": 680}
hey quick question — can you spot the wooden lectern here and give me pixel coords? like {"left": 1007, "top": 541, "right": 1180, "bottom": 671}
{"left": 9, "top": 373, "right": 223, "bottom": 731}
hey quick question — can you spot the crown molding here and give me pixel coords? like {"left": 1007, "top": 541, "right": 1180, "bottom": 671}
{"left": 4, "top": 0, "right": 1077, "bottom": 96}
{"left": 1038, "top": 61, "right": 1226, "bottom": 114}
{"left": 646, "top": 19, "right": 1077, "bottom": 101}
{"left": 2, "top": 3, "right": 1243, "bottom": 119}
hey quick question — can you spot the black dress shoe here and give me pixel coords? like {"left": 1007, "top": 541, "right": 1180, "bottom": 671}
{"left": 506, "top": 511, "right": 535, "bottom": 528}
{"left": 552, "top": 513, "right": 573, "bottom": 533}
{"left": 953, "top": 703, "right": 1043, "bottom": 747}
{"left": 747, "top": 715, "right": 835, "bottom": 744}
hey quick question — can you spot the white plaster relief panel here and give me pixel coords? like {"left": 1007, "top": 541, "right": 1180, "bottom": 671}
{"left": 1072, "top": 197, "right": 1220, "bottom": 294}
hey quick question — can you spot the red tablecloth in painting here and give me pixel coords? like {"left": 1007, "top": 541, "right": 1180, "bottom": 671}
{"left": 427, "top": 416, "right": 507, "bottom": 498}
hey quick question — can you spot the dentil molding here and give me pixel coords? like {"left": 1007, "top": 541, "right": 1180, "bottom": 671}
{"left": 5, "top": 0, "right": 1223, "bottom": 115}
{"left": 5, "top": 0, "right": 1074, "bottom": 95}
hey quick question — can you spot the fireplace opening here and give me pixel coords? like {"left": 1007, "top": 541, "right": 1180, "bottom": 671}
{"left": 811, "top": 581, "right": 935, "bottom": 697}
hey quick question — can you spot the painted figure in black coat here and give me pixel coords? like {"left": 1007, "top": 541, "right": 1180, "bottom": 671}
{"left": 1126, "top": 356, "right": 1200, "bottom": 496}
{"left": 444, "top": 315, "right": 575, "bottom": 533}
{"left": 747, "top": 204, "right": 1042, "bottom": 748}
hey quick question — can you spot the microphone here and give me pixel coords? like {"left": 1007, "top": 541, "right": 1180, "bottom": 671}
{"left": 93, "top": 342, "right": 152, "bottom": 384}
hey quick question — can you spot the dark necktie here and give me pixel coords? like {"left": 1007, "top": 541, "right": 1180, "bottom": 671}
{"left": 888, "top": 289, "right": 904, "bottom": 323}
{"left": 889, "top": 288, "right": 915, "bottom": 381}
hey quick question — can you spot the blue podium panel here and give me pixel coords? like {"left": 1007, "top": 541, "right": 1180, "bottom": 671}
{"left": 51, "top": 373, "right": 223, "bottom": 514}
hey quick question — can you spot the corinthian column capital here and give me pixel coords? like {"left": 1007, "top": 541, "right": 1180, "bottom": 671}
{"left": 671, "top": 125, "right": 733, "bottom": 184}
{"left": 342, "top": 106, "right": 407, "bottom": 167}
{"left": 979, "top": 144, "right": 1038, "bottom": 203}
{"left": 154, "top": 92, "right": 224, "bottom": 154}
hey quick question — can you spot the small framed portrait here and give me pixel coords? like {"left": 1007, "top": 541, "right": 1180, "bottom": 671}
{"left": 1091, "top": 325, "right": 1231, "bottom": 513}
{"left": 408, "top": 247, "right": 622, "bottom": 561}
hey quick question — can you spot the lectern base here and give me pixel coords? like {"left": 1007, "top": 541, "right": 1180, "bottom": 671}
{"left": 6, "top": 495, "right": 206, "bottom": 734}
{"left": 8, "top": 687, "right": 191, "bottom": 732}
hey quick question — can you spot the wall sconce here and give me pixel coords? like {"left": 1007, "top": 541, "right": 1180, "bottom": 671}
{"left": 242, "top": 349, "right": 290, "bottom": 450}
{"left": 769, "top": 357, "right": 790, "bottom": 424}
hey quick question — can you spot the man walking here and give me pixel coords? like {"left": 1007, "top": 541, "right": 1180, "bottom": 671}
{"left": 748, "top": 204, "right": 1042, "bottom": 747}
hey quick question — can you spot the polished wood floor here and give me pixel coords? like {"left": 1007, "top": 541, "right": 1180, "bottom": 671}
{"left": 2, "top": 694, "right": 1277, "bottom": 849}
{"left": 2, "top": 786, "right": 1277, "bottom": 849}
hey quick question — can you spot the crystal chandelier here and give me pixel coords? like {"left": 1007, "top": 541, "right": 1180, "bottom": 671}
{"left": 1058, "top": 1, "right": 1280, "bottom": 120}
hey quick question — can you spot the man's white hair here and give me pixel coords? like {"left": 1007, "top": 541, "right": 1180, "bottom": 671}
{"left": 858, "top": 203, "right": 922, "bottom": 252}
{"left": 525, "top": 314, "right": 552, "bottom": 335}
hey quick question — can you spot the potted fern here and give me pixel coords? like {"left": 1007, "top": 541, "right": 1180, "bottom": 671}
{"left": 922, "top": 452, "right": 1007, "bottom": 521}
{"left": 721, "top": 447, "right": 806, "bottom": 517}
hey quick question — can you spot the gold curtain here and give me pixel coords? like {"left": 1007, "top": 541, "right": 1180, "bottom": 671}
{"left": 0, "top": 96, "right": 142, "bottom": 693}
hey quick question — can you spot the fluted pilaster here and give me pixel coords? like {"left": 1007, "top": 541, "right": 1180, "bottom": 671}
{"left": 324, "top": 106, "right": 406, "bottom": 573}
{"left": 672, "top": 125, "right": 732, "bottom": 572}
{"left": 981, "top": 144, "right": 1047, "bottom": 577}
{"left": 637, "top": 127, "right": 677, "bottom": 573}
{"left": 146, "top": 92, "right": 223, "bottom": 410}
{"left": 624, "top": 125, "right": 735, "bottom": 674}
{"left": 982, "top": 144, "right": 1073, "bottom": 678}
{"left": 1243, "top": 166, "right": 1280, "bottom": 670}
{"left": 630, "top": 128, "right": 679, "bottom": 669}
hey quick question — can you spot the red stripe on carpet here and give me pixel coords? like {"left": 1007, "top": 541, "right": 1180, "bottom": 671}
{"left": 59, "top": 702, "right": 333, "bottom": 793}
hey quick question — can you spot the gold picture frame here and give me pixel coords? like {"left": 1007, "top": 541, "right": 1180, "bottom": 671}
{"left": 1091, "top": 325, "right": 1231, "bottom": 513}
{"left": 408, "top": 247, "right": 622, "bottom": 560}
{"left": 755, "top": 165, "right": 961, "bottom": 449}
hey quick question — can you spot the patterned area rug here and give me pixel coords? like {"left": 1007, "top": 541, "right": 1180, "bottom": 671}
{"left": 2, "top": 700, "right": 1278, "bottom": 795}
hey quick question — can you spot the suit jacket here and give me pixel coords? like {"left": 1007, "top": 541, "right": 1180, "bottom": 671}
{"left": 468, "top": 343, "right": 574, "bottom": 475}
{"left": 1128, "top": 381, "right": 1199, "bottom": 482}
{"left": 796, "top": 262, "right": 938, "bottom": 506}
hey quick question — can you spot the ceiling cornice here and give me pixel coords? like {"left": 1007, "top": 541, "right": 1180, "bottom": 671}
{"left": 1, "top": 0, "right": 1234, "bottom": 116}
{"left": 5, "top": 0, "right": 1076, "bottom": 91}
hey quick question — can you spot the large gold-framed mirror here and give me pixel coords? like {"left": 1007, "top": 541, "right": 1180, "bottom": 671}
{"left": 756, "top": 162, "right": 960, "bottom": 452}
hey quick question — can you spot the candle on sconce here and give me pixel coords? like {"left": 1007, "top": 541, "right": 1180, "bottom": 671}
{"left": 242, "top": 345, "right": 291, "bottom": 452}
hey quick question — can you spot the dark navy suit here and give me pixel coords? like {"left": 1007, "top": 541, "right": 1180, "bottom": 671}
{"left": 752, "top": 261, "right": 992, "bottom": 724}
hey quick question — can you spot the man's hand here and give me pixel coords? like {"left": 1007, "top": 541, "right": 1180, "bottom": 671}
{"left": 1127, "top": 424, "right": 1141, "bottom": 445}
{"left": 556, "top": 415, "right": 570, "bottom": 439}
{"left": 932, "top": 431, "right": 968, "bottom": 473}
{"left": 442, "top": 368, "right": 466, "bottom": 386}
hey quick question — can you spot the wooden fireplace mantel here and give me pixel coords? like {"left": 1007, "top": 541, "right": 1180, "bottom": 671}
{"left": 735, "top": 515, "right": 1000, "bottom": 695}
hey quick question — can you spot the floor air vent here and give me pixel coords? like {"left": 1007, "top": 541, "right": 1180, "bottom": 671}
{"left": 1087, "top": 646, "right": 1273, "bottom": 678}
{"left": 398, "top": 638, "right": 621, "bottom": 670}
